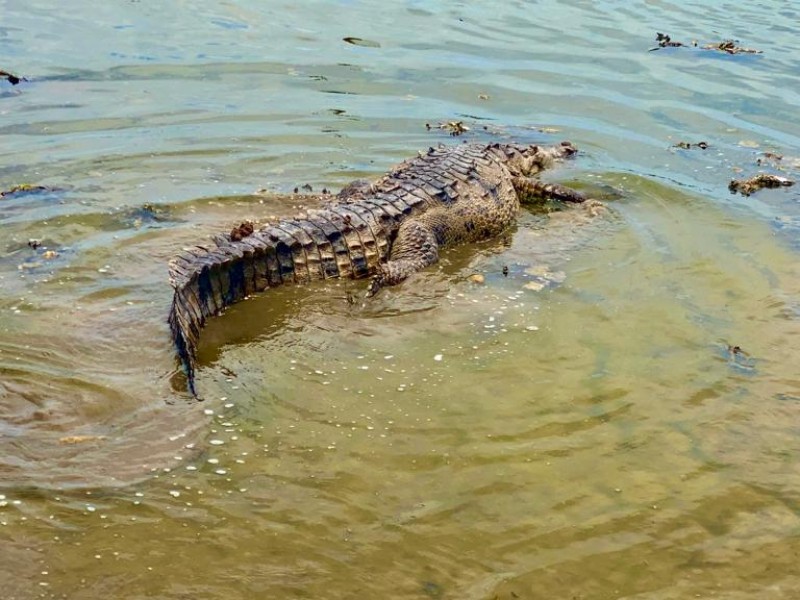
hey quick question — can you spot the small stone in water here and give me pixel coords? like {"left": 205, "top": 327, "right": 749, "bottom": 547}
{"left": 433, "top": 354, "right": 443, "bottom": 362}
{"left": 203, "top": 409, "right": 214, "bottom": 416}
{"left": 209, "top": 439, "right": 224, "bottom": 446}
{"left": 207, "top": 458, "right": 219, "bottom": 464}
{"left": 215, "top": 469, "right": 227, "bottom": 475}
{"left": 526, "top": 325, "right": 539, "bottom": 331}
{"left": 169, "top": 490, "right": 180, "bottom": 498}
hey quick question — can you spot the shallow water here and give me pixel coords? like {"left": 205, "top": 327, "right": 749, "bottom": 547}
{"left": 1, "top": 1, "right": 799, "bottom": 598}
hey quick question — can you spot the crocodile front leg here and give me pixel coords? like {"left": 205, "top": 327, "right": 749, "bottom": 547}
{"left": 367, "top": 219, "right": 440, "bottom": 296}
{"left": 513, "top": 177, "right": 588, "bottom": 205}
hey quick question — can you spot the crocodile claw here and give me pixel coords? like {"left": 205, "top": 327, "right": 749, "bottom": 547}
{"left": 366, "top": 278, "right": 382, "bottom": 298}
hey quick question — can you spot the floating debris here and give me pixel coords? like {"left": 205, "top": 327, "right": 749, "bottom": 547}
{"left": 0, "top": 69, "right": 23, "bottom": 85}
{"left": 426, "top": 121, "right": 470, "bottom": 136}
{"left": 729, "top": 174, "right": 794, "bottom": 196}
{"left": 651, "top": 32, "right": 687, "bottom": 49}
{"left": 755, "top": 152, "right": 800, "bottom": 169}
{"left": 468, "top": 273, "right": 485, "bottom": 284}
{"left": 727, "top": 344, "right": 748, "bottom": 358}
{"left": 58, "top": 435, "right": 106, "bottom": 444}
{"left": 673, "top": 141, "right": 709, "bottom": 150}
{"left": 17, "top": 240, "right": 68, "bottom": 272}
{"left": 757, "top": 151, "right": 783, "bottom": 166}
{"left": 343, "top": 36, "right": 381, "bottom": 48}
{"left": 478, "top": 93, "right": 490, "bottom": 100}
{"left": 523, "top": 281, "right": 546, "bottom": 292}
{"left": 293, "top": 183, "right": 314, "bottom": 194}
{"left": 705, "top": 40, "right": 762, "bottom": 55}
{"left": 0, "top": 184, "right": 49, "bottom": 198}
{"left": 125, "top": 203, "right": 172, "bottom": 229}
{"left": 719, "top": 341, "right": 757, "bottom": 373}
{"left": 650, "top": 32, "right": 762, "bottom": 55}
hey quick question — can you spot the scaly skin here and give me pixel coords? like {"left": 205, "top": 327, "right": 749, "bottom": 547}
{"left": 168, "top": 141, "right": 586, "bottom": 394}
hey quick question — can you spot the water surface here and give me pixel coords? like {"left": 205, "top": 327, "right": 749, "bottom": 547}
{"left": 1, "top": 1, "right": 799, "bottom": 598}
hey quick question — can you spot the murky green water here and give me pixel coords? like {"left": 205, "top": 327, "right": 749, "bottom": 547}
{"left": 1, "top": 1, "right": 799, "bottom": 598}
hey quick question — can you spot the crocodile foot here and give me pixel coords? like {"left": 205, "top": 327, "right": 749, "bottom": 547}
{"left": 366, "top": 278, "right": 381, "bottom": 297}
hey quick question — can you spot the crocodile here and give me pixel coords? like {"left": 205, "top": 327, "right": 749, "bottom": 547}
{"left": 168, "top": 140, "right": 589, "bottom": 394}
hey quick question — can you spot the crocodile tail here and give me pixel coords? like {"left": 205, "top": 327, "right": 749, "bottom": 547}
{"left": 168, "top": 236, "right": 253, "bottom": 395}
{"left": 168, "top": 292, "right": 198, "bottom": 395}
{"left": 167, "top": 228, "right": 288, "bottom": 395}
{"left": 167, "top": 212, "right": 375, "bottom": 395}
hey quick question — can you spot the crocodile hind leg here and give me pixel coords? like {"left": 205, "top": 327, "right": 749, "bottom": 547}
{"left": 367, "top": 219, "right": 439, "bottom": 296}
{"left": 513, "top": 177, "right": 588, "bottom": 205}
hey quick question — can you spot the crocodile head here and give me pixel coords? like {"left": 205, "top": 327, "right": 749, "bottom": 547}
{"left": 502, "top": 141, "right": 578, "bottom": 177}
